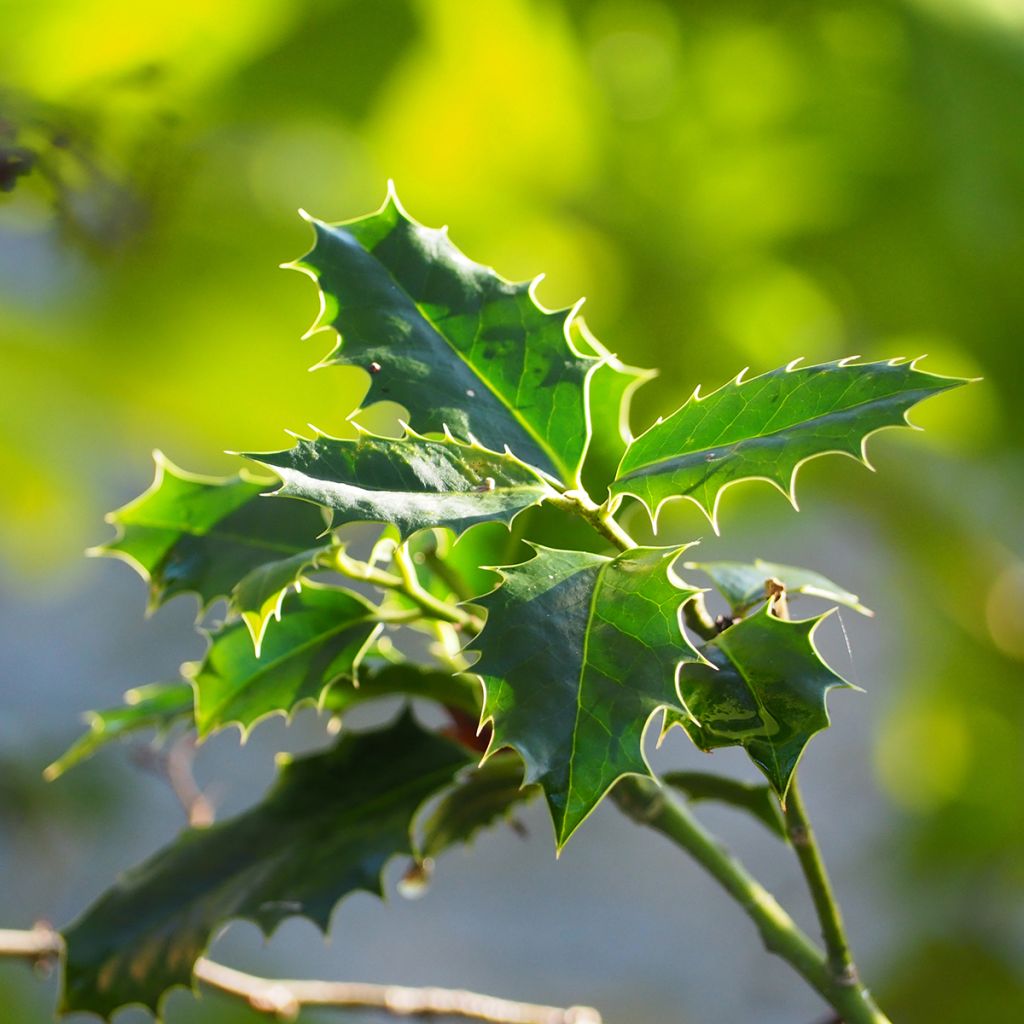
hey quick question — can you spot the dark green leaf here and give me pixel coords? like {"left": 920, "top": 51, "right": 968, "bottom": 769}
{"left": 291, "top": 187, "right": 602, "bottom": 484}
{"left": 671, "top": 605, "right": 854, "bottom": 797}
{"left": 686, "top": 558, "right": 872, "bottom": 617}
{"left": 611, "top": 357, "right": 967, "bottom": 530}
{"left": 60, "top": 712, "right": 470, "bottom": 1019}
{"left": 44, "top": 684, "right": 194, "bottom": 781}
{"left": 245, "top": 426, "right": 554, "bottom": 540}
{"left": 661, "top": 771, "right": 787, "bottom": 840}
{"left": 322, "top": 661, "right": 483, "bottom": 719}
{"left": 188, "top": 584, "right": 380, "bottom": 738}
{"left": 417, "top": 753, "right": 533, "bottom": 862}
{"left": 471, "top": 545, "right": 702, "bottom": 849}
{"left": 92, "top": 452, "right": 326, "bottom": 612}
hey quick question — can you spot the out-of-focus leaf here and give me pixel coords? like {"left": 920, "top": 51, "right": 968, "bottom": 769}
{"left": 188, "top": 584, "right": 380, "bottom": 738}
{"left": 44, "top": 684, "right": 194, "bottom": 781}
{"left": 686, "top": 558, "right": 872, "bottom": 617}
{"left": 245, "top": 427, "right": 555, "bottom": 540}
{"left": 91, "top": 452, "right": 326, "bottom": 613}
{"left": 291, "top": 188, "right": 602, "bottom": 484}
{"left": 60, "top": 712, "right": 470, "bottom": 1019}
{"left": 417, "top": 753, "right": 533, "bottom": 861}
{"left": 662, "top": 771, "right": 787, "bottom": 840}
{"left": 611, "top": 358, "right": 967, "bottom": 530}
{"left": 471, "top": 545, "right": 702, "bottom": 849}
{"left": 671, "top": 606, "right": 854, "bottom": 798}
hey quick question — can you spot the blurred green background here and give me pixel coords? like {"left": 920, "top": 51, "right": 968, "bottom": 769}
{"left": 1, "top": 1, "right": 1022, "bottom": 1021}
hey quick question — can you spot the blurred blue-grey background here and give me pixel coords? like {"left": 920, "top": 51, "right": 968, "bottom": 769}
{"left": 1, "top": 1, "right": 1021, "bottom": 1021}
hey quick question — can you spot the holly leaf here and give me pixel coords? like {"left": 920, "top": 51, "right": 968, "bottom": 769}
{"left": 322, "top": 661, "right": 483, "bottom": 719}
{"left": 44, "top": 683, "right": 194, "bottom": 781}
{"left": 231, "top": 547, "right": 328, "bottom": 655}
{"left": 188, "top": 584, "right": 381, "bottom": 739}
{"left": 662, "top": 771, "right": 787, "bottom": 840}
{"left": 671, "top": 605, "right": 854, "bottom": 798}
{"left": 244, "top": 427, "right": 555, "bottom": 541}
{"left": 470, "top": 545, "right": 702, "bottom": 849}
{"left": 92, "top": 451, "right": 327, "bottom": 613}
{"left": 686, "top": 559, "right": 872, "bottom": 617}
{"left": 610, "top": 357, "right": 967, "bottom": 530}
{"left": 417, "top": 753, "right": 533, "bottom": 862}
{"left": 290, "top": 187, "right": 602, "bottom": 484}
{"left": 60, "top": 712, "right": 470, "bottom": 1019}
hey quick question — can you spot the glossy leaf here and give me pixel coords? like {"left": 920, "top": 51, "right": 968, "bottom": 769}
{"left": 92, "top": 451, "right": 326, "bottom": 612}
{"left": 471, "top": 545, "right": 702, "bottom": 848}
{"left": 44, "top": 683, "right": 194, "bottom": 781}
{"left": 687, "top": 558, "right": 872, "bottom": 617}
{"left": 60, "top": 712, "right": 470, "bottom": 1019}
{"left": 417, "top": 753, "right": 533, "bottom": 861}
{"left": 245, "top": 427, "right": 555, "bottom": 540}
{"left": 611, "top": 357, "right": 967, "bottom": 530}
{"left": 662, "top": 771, "right": 787, "bottom": 840}
{"left": 672, "top": 605, "right": 854, "bottom": 797}
{"left": 290, "top": 187, "right": 602, "bottom": 484}
{"left": 188, "top": 584, "right": 380, "bottom": 739}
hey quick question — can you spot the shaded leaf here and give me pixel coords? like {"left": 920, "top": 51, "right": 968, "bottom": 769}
{"left": 188, "top": 584, "right": 380, "bottom": 739}
{"left": 671, "top": 605, "right": 853, "bottom": 797}
{"left": 44, "top": 684, "right": 194, "bottom": 781}
{"left": 662, "top": 771, "right": 787, "bottom": 840}
{"left": 611, "top": 357, "right": 967, "bottom": 530}
{"left": 92, "top": 452, "right": 326, "bottom": 612}
{"left": 686, "top": 558, "right": 872, "bottom": 617}
{"left": 245, "top": 426, "right": 554, "bottom": 540}
{"left": 322, "top": 661, "right": 483, "bottom": 719}
{"left": 291, "top": 187, "right": 602, "bottom": 484}
{"left": 417, "top": 753, "right": 534, "bottom": 862}
{"left": 471, "top": 545, "right": 702, "bottom": 848}
{"left": 60, "top": 712, "right": 470, "bottom": 1019}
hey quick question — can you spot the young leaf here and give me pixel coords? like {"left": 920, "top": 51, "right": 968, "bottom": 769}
{"left": 610, "top": 357, "right": 967, "bottom": 530}
{"left": 687, "top": 558, "right": 872, "bottom": 617}
{"left": 244, "top": 427, "right": 555, "bottom": 540}
{"left": 60, "top": 712, "right": 470, "bottom": 1019}
{"left": 417, "top": 753, "right": 533, "bottom": 862}
{"left": 470, "top": 545, "right": 703, "bottom": 849}
{"left": 188, "top": 584, "right": 381, "bottom": 739}
{"left": 671, "top": 605, "right": 854, "bottom": 798}
{"left": 44, "top": 683, "right": 194, "bottom": 781}
{"left": 662, "top": 771, "right": 787, "bottom": 840}
{"left": 230, "top": 546, "right": 328, "bottom": 655}
{"left": 290, "top": 187, "right": 602, "bottom": 484}
{"left": 92, "top": 451, "right": 326, "bottom": 612}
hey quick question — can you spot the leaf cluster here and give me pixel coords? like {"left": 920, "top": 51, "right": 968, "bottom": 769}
{"left": 50, "top": 188, "right": 966, "bottom": 1019}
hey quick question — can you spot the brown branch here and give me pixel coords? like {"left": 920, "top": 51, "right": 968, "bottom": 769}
{"left": 0, "top": 927, "right": 602, "bottom": 1024}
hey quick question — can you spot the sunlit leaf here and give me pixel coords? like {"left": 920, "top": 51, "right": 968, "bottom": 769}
{"left": 291, "top": 188, "right": 603, "bottom": 484}
{"left": 611, "top": 357, "right": 967, "bottom": 530}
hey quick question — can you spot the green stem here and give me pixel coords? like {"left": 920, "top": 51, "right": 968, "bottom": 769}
{"left": 613, "top": 778, "right": 890, "bottom": 1024}
{"left": 784, "top": 776, "right": 858, "bottom": 985}
{"left": 329, "top": 547, "right": 483, "bottom": 633}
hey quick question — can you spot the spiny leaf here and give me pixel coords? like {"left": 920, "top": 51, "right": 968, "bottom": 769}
{"left": 188, "top": 584, "right": 381, "bottom": 739}
{"left": 470, "top": 545, "right": 703, "bottom": 849}
{"left": 244, "top": 426, "right": 555, "bottom": 541}
{"left": 231, "top": 546, "right": 327, "bottom": 655}
{"left": 662, "top": 771, "right": 787, "bottom": 840}
{"left": 92, "top": 451, "right": 326, "bottom": 613}
{"left": 671, "top": 605, "right": 854, "bottom": 798}
{"left": 322, "top": 661, "right": 483, "bottom": 719}
{"left": 290, "top": 186, "right": 603, "bottom": 484}
{"left": 417, "top": 753, "right": 534, "bottom": 862}
{"left": 60, "top": 712, "right": 470, "bottom": 1020}
{"left": 686, "top": 558, "right": 872, "bottom": 617}
{"left": 610, "top": 357, "right": 968, "bottom": 531}
{"left": 44, "top": 684, "right": 194, "bottom": 781}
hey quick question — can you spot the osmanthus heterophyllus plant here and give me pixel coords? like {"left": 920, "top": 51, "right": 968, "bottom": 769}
{"left": 39, "top": 186, "right": 969, "bottom": 1024}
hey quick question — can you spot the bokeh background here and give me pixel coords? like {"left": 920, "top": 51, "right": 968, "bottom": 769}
{"left": 1, "top": 1, "right": 1022, "bottom": 1021}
